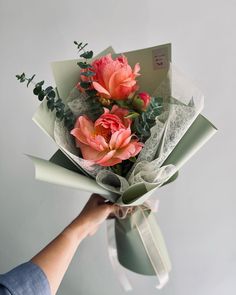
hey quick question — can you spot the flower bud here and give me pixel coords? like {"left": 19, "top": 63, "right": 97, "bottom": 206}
{"left": 132, "top": 92, "right": 151, "bottom": 112}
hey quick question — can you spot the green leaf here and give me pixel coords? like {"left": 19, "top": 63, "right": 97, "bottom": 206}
{"left": 125, "top": 112, "right": 140, "bottom": 119}
{"left": 36, "top": 80, "right": 44, "bottom": 87}
{"left": 74, "top": 41, "right": 82, "bottom": 48}
{"left": 115, "top": 100, "right": 130, "bottom": 109}
{"left": 16, "top": 73, "right": 26, "bottom": 82}
{"left": 129, "top": 157, "right": 136, "bottom": 163}
{"left": 79, "top": 43, "right": 88, "bottom": 51}
{"left": 44, "top": 86, "right": 53, "bottom": 93}
{"left": 80, "top": 51, "right": 93, "bottom": 59}
{"left": 77, "top": 62, "right": 92, "bottom": 69}
{"left": 44, "top": 86, "right": 56, "bottom": 99}
{"left": 132, "top": 96, "right": 164, "bottom": 142}
{"left": 33, "top": 86, "right": 41, "bottom": 95}
{"left": 47, "top": 90, "right": 56, "bottom": 99}
{"left": 38, "top": 91, "right": 45, "bottom": 101}
{"left": 47, "top": 99, "right": 55, "bottom": 111}
{"left": 85, "top": 89, "right": 97, "bottom": 96}
{"left": 80, "top": 81, "right": 91, "bottom": 89}
{"left": 64, "top": 116, "right": 75, "bottom": 129}
{"left": 81, "top": 70, "right": 95, "bottom": 77}
{"left": 64, "top": 109, "right": 72, "bottom": 116}
{"left": 156, "top": 96, "right": 163, "bottom": 104}
{"left": 56, "top": 110, "right": 64, "bottom": 120}
{"left": 54, "top": 99, "right": 64, "bottom": 108}
{"left": 111, "top": 164, "right": 122, "bottom": 176}
{"left": 27, "top": 74, "right": 35, "bottom": 87}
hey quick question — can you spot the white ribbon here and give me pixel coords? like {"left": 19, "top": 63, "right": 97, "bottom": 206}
{"left": 133, "top": 206, "right": 169, "bottom": 289}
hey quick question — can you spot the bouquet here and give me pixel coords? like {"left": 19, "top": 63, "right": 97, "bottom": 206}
{"left": 16, "top": 42, "right": 217, "bottom": 289}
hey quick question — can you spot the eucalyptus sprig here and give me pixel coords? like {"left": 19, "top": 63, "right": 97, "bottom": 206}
{"left": 74, "top": 41, "right": 97, "bottom": 98}
{"left": 132, "top": 96, "right": 163, "bottom": 142}
{"left": 16, "top": 73, "right": 75, "bottom": 130}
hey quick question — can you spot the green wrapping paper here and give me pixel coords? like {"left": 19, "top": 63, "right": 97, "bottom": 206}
{"left": 26, "top": 43, "right": 217, "bottom": 285}
{"left": 114, "top": 113, "right": 217, "bottom": 276}
{"left": 115, "top": 209, "right": 171, "bottom": 276}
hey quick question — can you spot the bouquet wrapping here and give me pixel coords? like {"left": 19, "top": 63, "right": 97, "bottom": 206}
{"left": 19, "top": 43, "right": 217, "bottom": 288}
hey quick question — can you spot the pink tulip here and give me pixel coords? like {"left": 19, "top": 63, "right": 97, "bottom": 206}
{"left": 70, "top": 106, "right": 143, "bottom": 166}
{"left": 91, "top": 54, "right": 140, "bottom": 100}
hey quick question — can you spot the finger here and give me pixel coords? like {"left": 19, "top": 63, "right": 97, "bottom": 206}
{"left": 90, "top": 194, "right": 107, "bottom": 204}
{"left": 107, "top": 213, "right": 116, "bottom": 219}
{"left": 105, "top": 204, "right": 116, "bottom": 218}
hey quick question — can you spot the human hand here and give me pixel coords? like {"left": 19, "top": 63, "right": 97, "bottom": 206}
{"left": 67, "top": 194, "right": 115, "bottom": 241}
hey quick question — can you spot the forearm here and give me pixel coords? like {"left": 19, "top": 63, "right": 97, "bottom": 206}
{"left": 31, "top": 218, "right": 88, "bottom": 295}
{"left": 31, "top": 194, "right": 113, "bottom": 295}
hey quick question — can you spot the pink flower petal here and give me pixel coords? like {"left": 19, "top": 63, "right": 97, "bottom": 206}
{"left": 133, "top": 63, "right": 141, "bottom": 76}
{"left": 70, "top": 128, "right": 88, "bottom": 145}
{"left": 96, "top": 150, "right": 116, "bottom": 165}
{"left": 114, "top": 129, "right": 131, "bottom": 149}
{"left": 87, "top": 137, "right": 105, "bottom": 152}
{"left": 92, "top": 81, "right": 111, "bottom": 98}
{"left": 119, "top": 135, "right": 132, "bottom": 148}
{"left": 94, "top": 135, "right": 109, "bottom": 150}
{"left": 102, "top": 61, "right": 122, "bottom": 89}
{"left": 79, "top": 142, "right": 106, "bottom": 162}
{"left": 98, "top": 157, "right": 122, "bottom": 167}
{"left": 131, "top": 141, "right": 143, "bottom": 156}
{"left": 114, "top": 144, "right": 136, "bottom": 160}
{"left": 109, "top": 130, "right": 121, "bottom": 150}
{"left": 120, "top": 79, "right": 136, "bottom": 88}
{"left": 79, "top": 116, "right": 95, "bottom": 138}
{"left": 108, "top": 66, "right": 132, "bottom": 98}
{"left": 114, "top": 140, "right": 143, "bottom": 160}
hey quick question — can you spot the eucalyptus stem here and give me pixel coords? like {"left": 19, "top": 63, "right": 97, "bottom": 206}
{"left": 16, "top": 42, "right": 98, "bottom": 131}
{"left": 74, "top": 41, "right": 97, "bottom": 98}
{"left": 16, "top": 73, "right": 75, "bottom": 130}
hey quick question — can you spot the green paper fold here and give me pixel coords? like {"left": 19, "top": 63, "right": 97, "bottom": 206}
{"left": 27, "top": 154, "right": 114, "bottom": 198}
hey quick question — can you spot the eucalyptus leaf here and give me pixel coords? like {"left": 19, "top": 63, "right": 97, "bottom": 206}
{"left": 80, "top": 81, "right": 91, "bottom": 89}
{"left": 38, "top": 91, "right": 45, "bottom": 101}
{"left": 36, "top": 80, "right": 44, "bottom": 87}
{"left": 80, "top": 50, "right": 93, "bottom": 59}
{"left": 47, "top": 90, "right": 56, "bottom": 99}
{"left": 85, "top": 89, "right": 97, "bottom": 96}
{"left": 27, "top": 74, "right": 35, "bottom": 87}
{"left": 81, "top": 70, "right": 95, "bottom": 77}
{"left": 79, "top": 43, "right": 88, "bottom": 52}
{"left": 47, "top": 99, "right": 54, "bottom": 111}
{"left": 133, "top": 96, "right": 163, "bottom": 142}
{"left": 77, "top": 62, "right": 92, "bottom": 69}
{"left": 33, "top": 86, "right": 41, "bottom": 95}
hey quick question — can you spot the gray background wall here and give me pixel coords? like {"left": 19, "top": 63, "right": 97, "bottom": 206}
{"left": 0, "top": 0, "right": 235, "bottom": 294}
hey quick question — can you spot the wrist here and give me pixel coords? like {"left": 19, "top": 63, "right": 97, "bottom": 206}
{"left": 63, "top": 217, "right": 89, "bottom": 243}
